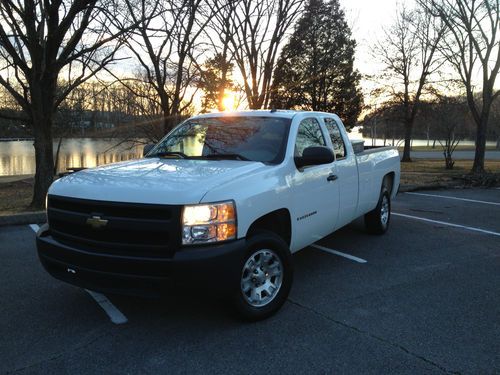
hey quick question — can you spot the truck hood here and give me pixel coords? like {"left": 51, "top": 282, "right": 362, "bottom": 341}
{"left": 49, "top": 158, "right": 269, "bottom": 204}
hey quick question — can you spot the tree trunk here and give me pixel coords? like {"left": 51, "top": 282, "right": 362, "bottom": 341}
{"left": 53, "top": 136, "right": 63, "bottom": 175}
{"left": 29, "top": 74, "right": 57, "bottom": 209}
{"left": 472, "top": 117, "right": 487, "bottom": 174}
{"left": 248, "top": 93, "right": 262, "bottom": 109}
{"left": 163, "top": 112, "right": 170, "bottom": 136}
{"left": 31, "top": 119, "right": 54, "bottom": 209}
{"left": 444, "top": 150, "right": 454, "bottom": 169}
{"left": 401, "top": 120, "right": 413, "bottom": 162}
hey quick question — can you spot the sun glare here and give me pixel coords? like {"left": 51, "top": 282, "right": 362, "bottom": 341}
{"left": 222, "top": 92, "right": 236, "bottom": 111}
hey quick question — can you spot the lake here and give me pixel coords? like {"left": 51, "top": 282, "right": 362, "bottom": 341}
{"left": 0, "top": 138, "right": 144, "bottom": 176}
{"left": 0, "top": 133, "right": 494, "bottom": 176}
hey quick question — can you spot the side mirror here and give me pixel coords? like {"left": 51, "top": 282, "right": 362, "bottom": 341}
{"left": 143, "top": 144, "right": 155, "bottom": 157}
{"left": 294, "top": 146, "right": 334, "bottom": 169}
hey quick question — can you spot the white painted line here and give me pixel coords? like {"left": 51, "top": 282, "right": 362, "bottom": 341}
{"left": 406, "top": 192, "right": 500, "bottom": 206}
{"left": 393, "top": 212, "right": 500, "bottom": 237}
{"left": 311, "top": 244, "right": 367, "bottom": 264}
{"left": 85, "top": 289, "right": 128, "bottom": 325}
{"left": 29, "top": 224, "right": 127, "bottom": 324}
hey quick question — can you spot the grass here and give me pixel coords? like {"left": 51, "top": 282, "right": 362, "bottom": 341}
{"left": 400, "top": 159, "right": 500, "bottom": 188}
{"left": 1, "top": 159, "right": 499, "bottom": 216}
{"left": 401, "top": 159, "right": 500, "bottom": 173}
{"left": 0, "top": 177, "right": 34, "bottom": 215}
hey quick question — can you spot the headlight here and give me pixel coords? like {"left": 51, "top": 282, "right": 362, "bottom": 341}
{"left": 182, "top": 201, "right": 236, "bottom": 245}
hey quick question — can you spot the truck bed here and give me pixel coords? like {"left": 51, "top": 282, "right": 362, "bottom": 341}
{"left": 350, "top": 140, "right": 396, "bottom": 155}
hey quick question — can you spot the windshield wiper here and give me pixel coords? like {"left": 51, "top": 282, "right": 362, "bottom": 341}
{"left": 203, "top": 153, "right": 251, "bottom": 161}
{"left": 148, "top": 151, "right": 188, "bottom": 159}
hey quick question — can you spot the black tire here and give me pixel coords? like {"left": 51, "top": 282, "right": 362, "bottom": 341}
{"left": 364, "top": 187, "right": 391, "bottom": 235}
{"left": 232, "top": 231, "right": 293, "bottom": 321}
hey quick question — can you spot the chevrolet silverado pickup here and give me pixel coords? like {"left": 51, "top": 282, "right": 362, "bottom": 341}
{"left": 37, "top": 110, "right": 400, "bottom": 320}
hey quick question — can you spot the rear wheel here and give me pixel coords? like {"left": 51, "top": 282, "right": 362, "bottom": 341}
{"left": 232, "top": 231, "right": 293, "bottom": 321}
{"left": 364, "top": 187, "right": 391, "bottom": 234}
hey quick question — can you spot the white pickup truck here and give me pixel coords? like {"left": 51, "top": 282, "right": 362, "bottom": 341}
{"left": 37, "top": 110, "right": 400, "bottom": 320}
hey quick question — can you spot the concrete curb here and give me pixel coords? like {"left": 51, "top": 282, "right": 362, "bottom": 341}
{"left": 0, "top": 212, "right": 46, "bottom": 227}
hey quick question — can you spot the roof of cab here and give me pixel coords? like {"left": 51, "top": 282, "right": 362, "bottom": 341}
{"left": 189, "top": 110, "right": 343, "bottom": 125}
{"left": 191, "top": 110, "right": 304, "bottom": 120}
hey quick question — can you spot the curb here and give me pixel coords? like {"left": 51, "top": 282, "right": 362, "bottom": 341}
{"left": 0, "top": 212, "right": 46, "bottom": 227}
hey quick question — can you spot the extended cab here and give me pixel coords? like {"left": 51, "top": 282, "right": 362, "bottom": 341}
{"left": 36, "top": 110, "right": 400, "bottom": 320}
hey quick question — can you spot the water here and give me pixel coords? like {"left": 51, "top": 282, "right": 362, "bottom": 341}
{"left": 0, "top": 138, "right": 144, "bottom": 176}
{"left": 348, "top": 127, "right": 496, "bottom": 147}
{"left": 0, "top": 134, "right": 496, "bottom": 176}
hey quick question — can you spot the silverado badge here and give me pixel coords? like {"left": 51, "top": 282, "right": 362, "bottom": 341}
{"left": 86, "top": 215, "right": 108, "bottom": 229}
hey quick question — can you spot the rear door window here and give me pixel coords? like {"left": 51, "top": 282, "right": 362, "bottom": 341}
{"left": 324, "top": 118, "right": 346, "bottom": 160}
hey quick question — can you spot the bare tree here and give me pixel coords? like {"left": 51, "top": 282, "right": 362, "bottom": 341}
{"left": 0, "top": 0, "right": 133, "bottom": 208}
{"left": 420, "top": 0, "right": 500, "bottom": 173}
{"left": 431, "top": 95, "right": 469, "bottom": 169}
{"left": 374, "top": 4, "right": 445, "bottom": 162}
{"left": 228, "top": 0, "right": 304, "bottom": 109}
{"left": 121, "top": 0, "right": 219, "bottom": 134}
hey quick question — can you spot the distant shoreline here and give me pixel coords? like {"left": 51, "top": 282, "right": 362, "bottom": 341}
{"left": 0, "top": 138, "right": 34, "bottom": 142}
{"left": 0, "top": 136, "right": 139, "bottom": 142}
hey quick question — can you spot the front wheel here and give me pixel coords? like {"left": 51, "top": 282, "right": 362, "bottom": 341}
{"left": 232, "top": 231, "right": 293, "bottom": 321}
{"left": 364, "top": 187, "right": 391, "bottom": 234}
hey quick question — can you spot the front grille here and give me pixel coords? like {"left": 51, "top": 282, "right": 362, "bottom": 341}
{"left": 47, "top": 195, "right": 181, "bottom": 257}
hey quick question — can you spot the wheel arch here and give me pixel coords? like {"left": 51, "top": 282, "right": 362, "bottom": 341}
{"left": 382, "top": 172, "right": 396, "bottom": 195}
{"left": 245, "top": 208, "right": 292, "bottom": 247}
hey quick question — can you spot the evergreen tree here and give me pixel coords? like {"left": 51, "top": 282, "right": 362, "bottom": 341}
{"left": 270, "top": 0, "right": 363, "bottom": 129}
{"left": 198, "top": 53, "right": 235, "bottom": 112}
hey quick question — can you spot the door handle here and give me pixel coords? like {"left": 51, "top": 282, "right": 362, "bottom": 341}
{"left": 327, "top": 174, "right": 338, "bottom": 182}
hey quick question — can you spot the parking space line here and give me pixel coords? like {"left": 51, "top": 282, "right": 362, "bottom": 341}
{"left": 29, "top": 224, "right": 40, "bottom": 233}
{"left": 406, "top": 192, "right": 500, "bottom": 206}
{"left": 311, "top": 244, "right": 367, "bottom": 263}
{"left": 393, "top": 212, "right": 500, "bottom": 237}
{"left": 28, "top": 224, "right": 127, "bottom": 324}
{"left": 85, "top": 289, "right": 128, "bottom": 325}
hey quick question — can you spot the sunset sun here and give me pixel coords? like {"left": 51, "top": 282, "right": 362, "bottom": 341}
{"left": 222, "top": 92, "right": 237, "bottom": 111}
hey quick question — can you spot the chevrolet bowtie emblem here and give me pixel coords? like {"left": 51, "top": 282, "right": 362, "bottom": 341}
{"left": 86, "top": 215, "right": 108, "bottom": 229}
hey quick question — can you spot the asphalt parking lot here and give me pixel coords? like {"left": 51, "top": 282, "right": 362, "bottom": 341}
{"left": 1, "top": 188, "right": 499, "bottom": 374}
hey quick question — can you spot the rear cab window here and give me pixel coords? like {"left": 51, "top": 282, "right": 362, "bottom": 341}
{"left": 323, "top": 118, "right": 347, "bottom": 160}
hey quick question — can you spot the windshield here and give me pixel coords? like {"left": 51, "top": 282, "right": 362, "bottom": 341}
{"left": 147, "top": 116, "right": 291, "bottom": 164}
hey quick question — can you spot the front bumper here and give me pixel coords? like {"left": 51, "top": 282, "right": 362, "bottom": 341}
{"left": 36, "top": 225, "right": 247, "bottom": 297}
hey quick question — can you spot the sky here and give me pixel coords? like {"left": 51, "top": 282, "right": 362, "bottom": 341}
{"left": 340, "top": 0, "right": 404, "bottom": 75}
{"left": 2, "top": 0, "right": 496, "bottom": 114}
{"left": 340, "top": 0, "right": 498, "bottom": 100}
{"left": 339, "top": 0, "right": 414, "bottom": 102}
